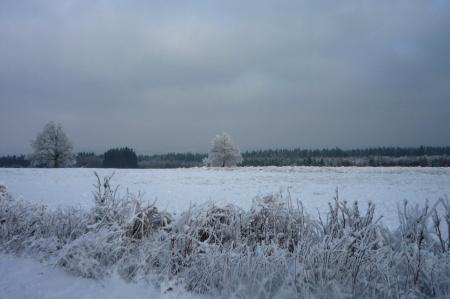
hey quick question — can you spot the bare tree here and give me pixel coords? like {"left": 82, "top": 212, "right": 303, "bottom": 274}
{"left": 31, "top": 121, "right": 75, "bottom": 168}
{"left": 206, "top": 132, "right": 243, "bottom": 167}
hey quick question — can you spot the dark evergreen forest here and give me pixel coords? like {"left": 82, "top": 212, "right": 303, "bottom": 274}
{"left": 2, "top": 146, "right": 449, "bottom": 168}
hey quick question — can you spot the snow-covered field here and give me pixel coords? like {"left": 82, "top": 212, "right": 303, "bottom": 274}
{"left": 0, "top": 254, "right": 205, "bottom": 299}
{"left": 0, "top": 167, "right": 449, "bottom": 228}
{"left": 1, "top": 166, "right": 450, "bottom": 298}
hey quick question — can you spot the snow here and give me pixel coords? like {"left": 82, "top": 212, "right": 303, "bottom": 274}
{"left": 0, "top": 167, "right": 449, "bottom": 229}
{"left": 1, "top": 166, "right": 449, "bottom": 298}
{"left": 0, "top": 254, "right": 204, "bottom": 299}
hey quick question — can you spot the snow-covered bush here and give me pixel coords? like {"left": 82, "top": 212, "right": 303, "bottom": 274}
{"left": 1, "top": 178, "right": 450, "bottom": 298}
{"left": 55, "top": 172, "right": 172, "bottom": 278}
{"left": 176, "top": 203, "right": 243, "bottom": 245}
{"left": 57, "top": 229, "right": 125, "bottom": 279}
{"left": 0, "top": 186, "right": 88, "bottom": 256}
{"left": 127, "top": 202, "right": 172, "bottom": 240}
{"left": 244, "top": 194, "right": 315, "bottom": 251}
{"left": 0, "top": 184, "right": 10, "bottom": 201}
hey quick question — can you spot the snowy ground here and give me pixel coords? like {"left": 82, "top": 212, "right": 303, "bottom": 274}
{"left": 0, "top": 167, "right": 449, "bottom": 228}
{"left": 1, "top": 167, "right": 449, "bottom": 298}
{"left": 0, "top": 255, "right": 204, "bottom": 299}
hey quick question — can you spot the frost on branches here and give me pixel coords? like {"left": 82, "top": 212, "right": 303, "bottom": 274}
{"left": 206, "top": 132, "right": 243, "bottom": 167}
{"left": 1, "top": 177, "right": 450, "bottom": 298}
{"left": 30, "top": 122, "right": 75, "bottom": 168}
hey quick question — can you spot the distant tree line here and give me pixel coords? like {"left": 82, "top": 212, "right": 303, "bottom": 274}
{"left": 76, "top": 152, "right": 103, "bottom": 168}
{"left": 138, "top": 152, "right": 206, "bottom": 168}
{"left": 134, "top": 146, "right": 450, "bottom": 168}
{"left": 6, "top": 121, "right": 448, "bottom": 168}
{"left": 2, "top": 146, "right": 450, "bottom": 168}
{"left": 0, "top": 155, "right": 30, "bottom": 167}
{"left": 243, "top": 146, "right": 450, "bottom": 160}
{"left": 241, "top": 154, "right": 450, "bottom": 167}
{"left": 240, "top": 146, "right": 450, "bottom": 167}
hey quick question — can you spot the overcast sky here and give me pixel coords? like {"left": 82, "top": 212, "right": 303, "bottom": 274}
{"left": 1, "top": 0, "right": 449, "bottom": 155}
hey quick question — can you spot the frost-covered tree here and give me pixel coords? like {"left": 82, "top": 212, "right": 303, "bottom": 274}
{"left": 206, "top": 132, "right": 243, "bottom": 167}
{"left": 31, "top": 122, "right": 75, "bottom": 168}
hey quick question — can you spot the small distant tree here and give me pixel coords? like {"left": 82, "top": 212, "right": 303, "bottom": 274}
{"left": 31, "top": 121, "right": 75, "bottom": 168}
{"left": 102, "top": 147, "right": 138, "bottom": 168}
{"left": 206, "top": 132, "right": 243, "bottom": 167}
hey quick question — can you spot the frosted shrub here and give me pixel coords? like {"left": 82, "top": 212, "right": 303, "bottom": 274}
{"left": 0, "top": 185, "right": 10, "bottom": 201}
{"left": 90, "top": 172, "right": 130, "bottom": 227}
{"left": 389, "top": 199, "right": 450, "bottom": 297}
{"left": 1, "top": 178, "right": 450, "bottom": 298}
{"left": 55, "top": 173, "right": 172, "bottom": 278}
{"left": 0, "top": 176, "right": 172, "bottom": 278}
{"left": 244, "top": 193, "right": 313, "bottom": 250}
{"left": 90, "top": 172, "right": 171, "bottom": 239}
{"left": 57, "top": 229, "right": 125, "bottom": 279}
{"left": 178, "top": 203, "right": 243, "bottom": 245}
{"left": 433, "top": 196, "right": 450, "bottom": 253}
{"left": 128, "top": 201, "right": 172, "bottom": 240}
{"left": 0, "top": 187, "right": 88, "bottom": 256}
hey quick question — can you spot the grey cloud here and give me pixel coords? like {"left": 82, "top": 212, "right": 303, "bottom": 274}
{"left": 1, "top": 0, "right": 449, "bottom": 154}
